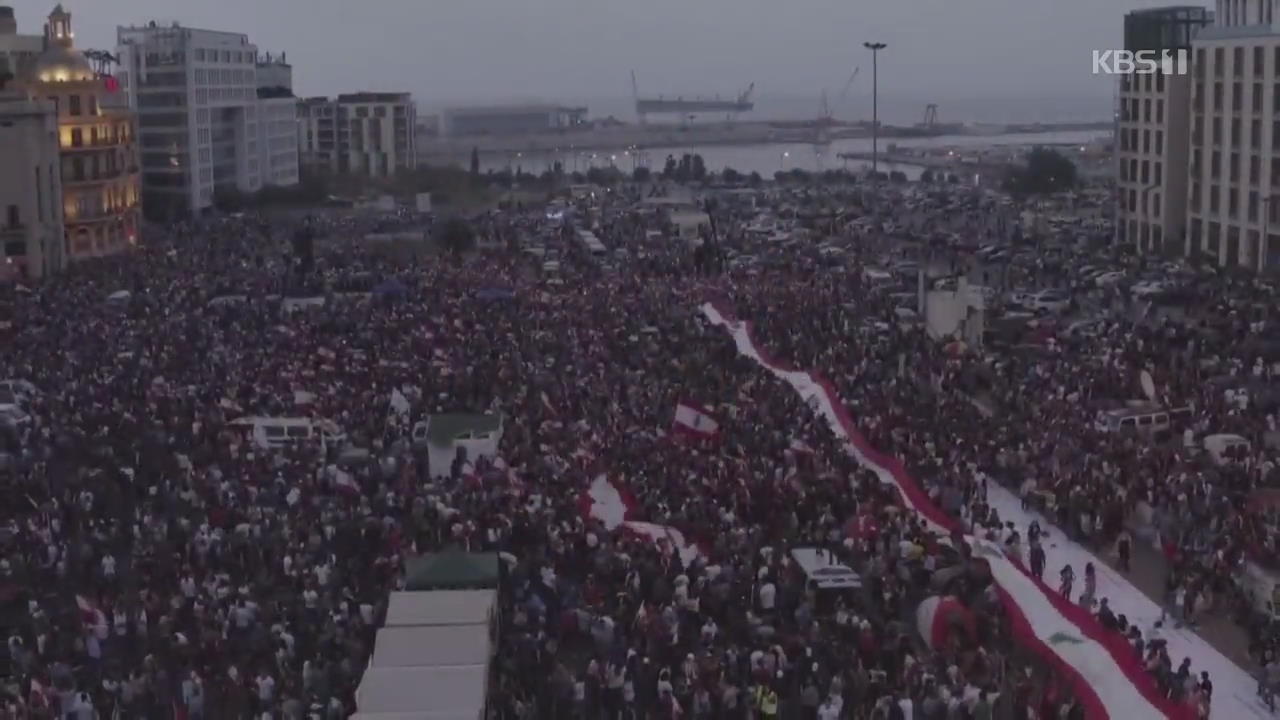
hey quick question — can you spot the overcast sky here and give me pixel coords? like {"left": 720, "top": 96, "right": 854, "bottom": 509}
{"left": 8, "top": 0, "right": 1205, "bottom": 109}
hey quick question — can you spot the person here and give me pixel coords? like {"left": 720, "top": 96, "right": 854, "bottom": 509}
{"left": 1029, "top": 538, "right": 1046, "bottom": 582}
{"left": 1116, "top": 529, "right": 1132, "bottom": 573}
{"left": 1059, "top": 564, "right": 1075, "bottom": 602}
{"left": 1079, "top": 563, "right": 1097, "bottom": 609}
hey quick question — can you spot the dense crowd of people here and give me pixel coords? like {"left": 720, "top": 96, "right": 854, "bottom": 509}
{"left": 0, "top": 178, "right": 1264, "bottom": 720}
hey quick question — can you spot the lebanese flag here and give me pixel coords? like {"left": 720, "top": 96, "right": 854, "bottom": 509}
{"left": 76, "top": 595, "right": 107, "bottom": 628}
{"left": 672, "top": 402, "right": 720, "bottom": 439}
{"left": 333, "top": 468, "right": 360, "bottom": 496}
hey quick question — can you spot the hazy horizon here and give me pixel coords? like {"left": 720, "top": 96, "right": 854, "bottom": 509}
{"left": 7, "top": 0, "right": 1183, "bottom": 123}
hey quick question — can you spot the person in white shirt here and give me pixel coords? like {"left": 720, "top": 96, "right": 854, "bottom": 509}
{"left": 758, "top": 581, "right": 776, "bottom": 612}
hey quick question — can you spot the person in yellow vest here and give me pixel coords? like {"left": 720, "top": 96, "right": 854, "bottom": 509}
{"left": 757, "top": 684, "right": 779, "bottom": 719}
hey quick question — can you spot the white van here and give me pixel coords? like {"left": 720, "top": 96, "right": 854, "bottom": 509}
{"left": 1204, "top": 433, "right": 1250, "bottom": 465}
{"left": 1097, "top": 402, "right": 1172, "bottom": 435}
{"left": 229, "top": 416, "right": 346, "bottom": 453}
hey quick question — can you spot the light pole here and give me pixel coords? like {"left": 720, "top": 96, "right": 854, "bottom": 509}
{"left": 1263, "top": 195, "right": 1275, "bottom": 272}
{"left": 863, "top": 41, "right": 887, "bottom": 178}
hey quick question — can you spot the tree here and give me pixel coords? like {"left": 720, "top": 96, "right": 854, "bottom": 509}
{"left": 888, "top": 170, "right": 907, "bottom": 183}
{"left": 662, "top": 155, "right": 678, "bottom": 178}
{"left": 722, "top": 167, "right": 742, "bottom": 184}
{"left": 1003, "top": 146, "right": 1077, "bottom": 195}
{"left": 691, "top": 154, "right": 707, "bottom": 181}
{"left": 435, "top": 216, "right": 475, "bottom": 258}
{"left": 470, "top": 147, "right": 480, "bottom": 175}
{"left": 920, "top": 169, "right": 934, "bottom": 183}
{"left": 747, "top": 171, "right": 763, "bottom": 187}
{"left": 633, "top": 166, "right": 652, "bottom": 183}
{"left": 677, "top": 154, "right": 694, "bottom": 182}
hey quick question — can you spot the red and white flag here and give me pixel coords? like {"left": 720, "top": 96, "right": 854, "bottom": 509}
{"left": 76, "top": 595, "right": 108, "bottom": 628}
{"left": 332, "top": 468, "right": 360, "bottom": 496}
{"left": 672, "top": 402, "right": 720, "bottom": 439}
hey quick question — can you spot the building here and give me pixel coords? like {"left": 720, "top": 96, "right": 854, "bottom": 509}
{"left": 22, "top": 5, "right": 142, "bottom": 261}
{"left": 298, "top": 92, "right": 416, "bottom": 177}
{"left": 0, "top": 5, "right": 43, "bottom": 81}
{"left": 116, "top": 21, "right": 298, "bottom": 218}
{"left": 1115, "top": 6, "right": 1211, "bottom": 256}
{"left": 0, "top": 89, "right": 64, "bottom": 281}
{"left": 439, "top": 104, "right": 588, "bottom": 137}
{"left": 1187, "top": 0, "right": 1280, "bottom": 269}
{"left": 254, "top": 54, "right": 299, "bottom": 188}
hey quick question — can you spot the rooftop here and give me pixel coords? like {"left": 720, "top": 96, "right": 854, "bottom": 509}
{"left": 443, "top": 103, "right": 587, "bottom": 116}
{"left": 337, "top": 91, "right": 412, "bottom": 104}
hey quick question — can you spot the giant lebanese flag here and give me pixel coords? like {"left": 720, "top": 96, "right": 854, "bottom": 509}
{"left": 700, "top": 301, "right": 1192, "bottom": 720}
{"left": 578, "top": 474, "right": 702, "bottom": 566}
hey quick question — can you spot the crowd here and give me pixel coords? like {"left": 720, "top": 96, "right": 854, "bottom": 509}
{"left": 0, "top": 178, "right": 1252, "bottom": 720}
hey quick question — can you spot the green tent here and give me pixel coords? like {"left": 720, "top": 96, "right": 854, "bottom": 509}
{"left": 403, "top": 550, "right": 500, "bottom": 591}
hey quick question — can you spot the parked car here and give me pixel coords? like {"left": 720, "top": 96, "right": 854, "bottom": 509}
{"left": 1027, "top": 290, "right": 1071, "bottom": 314}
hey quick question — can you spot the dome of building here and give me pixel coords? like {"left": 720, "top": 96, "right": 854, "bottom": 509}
{"left": 31, "top": 44, "right": 94, "bottom": 83}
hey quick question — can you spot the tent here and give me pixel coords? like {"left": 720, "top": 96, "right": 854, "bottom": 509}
{"left": 385, "top": 590, "right": 496, "bottom": 628}
{"left": 476, "top": 288, "right": 515, "bottom": 301}
{"left": 790, "top": 548, "right": 861, "bottom": 589}
{"left": 374, "top": 278, "right": 408, "bottom": 298}
{"left": 370, "top": 624, "right": 490, "bottom": 669}
{"left": 403, "top": 551, "right": 500, "bottom": 591}
{"left": 915, "top": 595, "right": 978, "bottom": 650}
{"left": 355, "top": 665, "right": 486, "bottom": 717}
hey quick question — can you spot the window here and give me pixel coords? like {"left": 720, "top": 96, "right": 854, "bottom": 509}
{"left": 70, "top": 128, "right": 82, "bottom": 147}
{"left": 1232, "top": 152, "right": 1240, "bottom": 182}
{"left": 1256, "top": 84, "right": 1265, "bottom": 112}
{"left": 1250, "top": 191, "right": 1260, "bottom": 221}
{"left": 1156, "top": 130, "right": 1163, "bottom": 154}
{"left": 1156, "top": 99, "right": 1164, "bottom": 124}
{"left": 1141, "top": 160, "right": 1150, "bottom": 184}
{"left": 1251, "top": 155, "right": 1261, "bottom": 184}
{"left": 1230, "top": 188, "right": 1239, "bottom": 214}
{"left": 1215, "top": 82, "right": 1224, "bottom": 112}
{"left": 69, "top": 94, "right": 81, "bottom": 116}
{"left": 1234, "top": 83, "right": 1243, "bottom": 112}
{"left": 1144, "top": 99, "right": 1151, "bottom": 122}
{"left": 1256, "top": 47, "right": 1265, "bottom": 77}
{"left": 1211, "top": 185, "right": 1221, "bottom": 213}
{"left": 1235, "top": 47, "right": 1245, "bottom": 77}
{"left": 1212, "top": 150, "right": 1221, "bottom": 178}
{"left": 1154, "top": 162, "right": 1162, "bottom": 185}
{"left": 88, "top": 96, "right": 98, "bottom": 116}
{"left": 1253, "top": 119, "right": 1262, "bottom": 149}
{"left": 5, "top": 205, "right": 17, "bottom": 228}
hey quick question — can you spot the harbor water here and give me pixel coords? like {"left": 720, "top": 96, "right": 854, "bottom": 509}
{"left": 474, "top": 129, "right": 1111, "bottom": 178}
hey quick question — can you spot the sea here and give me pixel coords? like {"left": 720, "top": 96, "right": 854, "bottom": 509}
{"left": 475, "top": 129, "right": 1111, "bottom": 179}
{"left": 445, "top": 93, "right": 1115, "bottom": 178}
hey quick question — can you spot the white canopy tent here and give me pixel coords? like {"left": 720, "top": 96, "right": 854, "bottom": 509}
{"left": 791, "top": 547, "right": 862, "bottom": 589}
{"left": 355, "top": 665, "right": 486, "bottom": 717}
{"left": 370, "top": 624, "right": 491, "bottom": 669}
{"left": 384, "top": 589, "right": 496, "bottom": 627}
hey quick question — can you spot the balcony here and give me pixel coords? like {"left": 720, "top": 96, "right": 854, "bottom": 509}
{"left": 63, "top": 136, "right": 132, "bottom": 151}
{"left": 64, "top": 166, "right": 139, "bottom": 185}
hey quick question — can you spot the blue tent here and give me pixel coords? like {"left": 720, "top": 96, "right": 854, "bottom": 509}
{"left": 476, "top": 288, "right": 515, "bottom": 301}
{"left": 374, "top": 278, "right": 408, "bottom": 297}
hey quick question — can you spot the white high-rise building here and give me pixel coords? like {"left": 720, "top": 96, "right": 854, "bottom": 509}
{"left": 1187, "top": 0, "right": 1280, "bottom": 269}
{"left": 298, "top": 92, "right": 416, "bottom": 177}
{"left": 1114, "top": 6, "right": 1211, "bottom": 255}
{"left": 115, "top": 22, "right": 298, "bottom": 218}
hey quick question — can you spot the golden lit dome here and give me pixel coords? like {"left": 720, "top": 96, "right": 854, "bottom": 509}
{"left": 32, "top": 45, "right": 94, "bottom": 83}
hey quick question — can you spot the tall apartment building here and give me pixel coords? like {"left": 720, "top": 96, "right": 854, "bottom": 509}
{"left": 115, "top": 22, "right": 298, "bottom": 218}
{"left": 255, "top": 54, "right": 298, "bottom": 188}
{"left": 1187, "top": 0, "right": 1280, "bottom": 269}
{"left": 0, "top": 89, "right": 64, "bottom": 281}
{"left": 298, "top": 92, "right": 416, "bottom": 177}
{"left": 1115, "top": 7, "right": 1211, "bottom": 255}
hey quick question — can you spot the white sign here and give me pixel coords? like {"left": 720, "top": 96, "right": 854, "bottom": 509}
{"left": 1092, "top": 49, "right": 1189, "bottom": 75}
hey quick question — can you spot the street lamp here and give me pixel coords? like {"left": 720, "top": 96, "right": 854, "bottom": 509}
{"left": 863, "top": 41, "right": 887, "bottom": 178}
{"left": 780, "top": 151, "right": 790, "bottom": 170}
